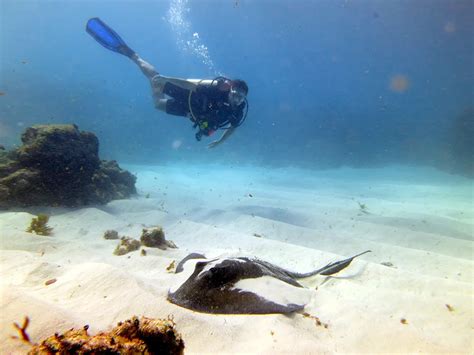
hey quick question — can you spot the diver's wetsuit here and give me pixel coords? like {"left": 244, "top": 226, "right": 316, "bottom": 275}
{"left": 132, "top": 55, "right": 245, "bottom": 139}
{"left": 163, "top": 79, "right": 246, "bottom": 138}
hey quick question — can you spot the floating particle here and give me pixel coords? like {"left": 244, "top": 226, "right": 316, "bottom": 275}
{"left": 444, "top": 22, "right": 456, "bottom": 33}
{"left": 389, "top": 74, "right": 410, "bottom": 93}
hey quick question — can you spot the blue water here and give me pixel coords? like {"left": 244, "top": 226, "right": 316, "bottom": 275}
{"left": 0, "top": 3, "right": 473, "bottom": 350}
{"left": 1, "top": 0, "right": 473, "bottom": 173}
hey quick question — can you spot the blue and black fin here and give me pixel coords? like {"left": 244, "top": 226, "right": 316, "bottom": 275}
{"left": 86, "top": 17, "right": 135, "bottom": 58}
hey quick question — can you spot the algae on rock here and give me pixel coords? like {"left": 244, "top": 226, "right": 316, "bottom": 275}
{"left": 0, "top": 124, "right": 136, "bottom": 208}
{"left": 140, "top": 227, "right": 177, "bottom": 250}
{"left": 27, "top": 316, "right": 185, "bottom": 354}
{"left": 113, "top": 237, "right": 141, "bottom": 256}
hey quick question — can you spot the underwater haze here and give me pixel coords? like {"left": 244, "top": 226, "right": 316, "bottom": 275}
{"left": 1, "top": 0, "right": 473, "bottom": 173}
{"left": 1, "top": 1, "right": 474, "bottom": 353}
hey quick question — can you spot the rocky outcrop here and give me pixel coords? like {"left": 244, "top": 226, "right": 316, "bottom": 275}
{"left": 28, "top": 316, "right": 185, "bottom": 354}
{"left": 0, "top": 124, "right": 136, "bottom": 208}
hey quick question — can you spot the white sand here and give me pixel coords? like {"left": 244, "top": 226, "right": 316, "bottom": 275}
{"left": 0, "top": 164, "right": 472, "bottom": 354}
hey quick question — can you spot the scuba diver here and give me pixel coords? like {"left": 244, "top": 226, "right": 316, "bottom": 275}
{"left": 86, "top": 18, "right": 248, "bottom": 148}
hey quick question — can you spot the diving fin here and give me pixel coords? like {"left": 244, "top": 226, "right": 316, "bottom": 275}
{"left": 86, "top": 17, "right": 136, "bottom": 58}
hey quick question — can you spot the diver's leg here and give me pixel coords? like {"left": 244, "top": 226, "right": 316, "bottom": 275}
{"left": 156, "top": 98, "right": 190, "bottom": 119}
{"left": 155, "top": 98, "right": 168, "bottom": 112}
{"left": 155, "top": 76, "right": 203, "bottom": 91}
{"left": 130, "top": 54, "right": 213, "bottom": 93}
{"left": 151, "top": 76, "right": 219, "bottom": 94}
{"left": 130, "top": 54, "right": 211, "bottom": 108}
{"left": 130, "top": 53, "right": 158, "bottom": 79}
{"left": 129, "top": 54, "right": 167, "bottom": 105}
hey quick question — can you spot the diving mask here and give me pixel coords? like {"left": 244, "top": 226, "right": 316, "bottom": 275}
{"left": 229, "top": 87, "right": 246, "bottom": 106}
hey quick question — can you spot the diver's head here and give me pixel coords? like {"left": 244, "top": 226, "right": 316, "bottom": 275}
{"left": 228, "top": 79, "right": 248, "bottom": 106}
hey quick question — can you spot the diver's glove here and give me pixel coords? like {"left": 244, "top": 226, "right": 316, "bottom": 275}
{"left": 195, "top": 131, "right": 203, "bottom": 141}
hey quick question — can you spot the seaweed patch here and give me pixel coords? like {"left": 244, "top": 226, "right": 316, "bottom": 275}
{"left": 26, "top": 214, "right": 53, "bottom": 236}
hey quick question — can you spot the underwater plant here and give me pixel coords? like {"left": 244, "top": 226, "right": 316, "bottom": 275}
{"left": 166, "top": 260, "right": 176, "bottom": 272}
{"left": 26, "top": 214, "right": 53, "bottom": 236}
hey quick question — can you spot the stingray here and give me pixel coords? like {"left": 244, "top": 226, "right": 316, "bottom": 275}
{"left": 167, "top": 250, "right": 371, "bottom": 314}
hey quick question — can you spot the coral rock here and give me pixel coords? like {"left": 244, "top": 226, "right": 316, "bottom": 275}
{"left": 113, "top": 237, "right": 141, "bottom": 256}
{"left": 28, "top": 316, "right": 184, "bottom": 355}
{"left": 140, "top": 227, "right": 177, "bottom": 250}
{"left": 103, "top": 230, "right": 119, "bottom": 240}
{"left": 0, "top": 124, "right": 136, "bottom": 208}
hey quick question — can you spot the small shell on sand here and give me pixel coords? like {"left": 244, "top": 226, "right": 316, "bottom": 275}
{"left": 45, "top": 278, "right": 57, "bottom": 286}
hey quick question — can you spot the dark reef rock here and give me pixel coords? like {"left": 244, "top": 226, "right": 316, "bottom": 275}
{"left": 0, "top": 124, "right": 136, "bottom": 208}
{"left": 140, "top": 227, "right": 178, "bottom": 250}
{"left": 103, "top": 229, "right": 120, "bottom": 240}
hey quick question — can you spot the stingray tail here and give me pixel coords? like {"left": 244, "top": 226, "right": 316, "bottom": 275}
{"left": 296, "top": 250, "right": 371, "bottom": 278}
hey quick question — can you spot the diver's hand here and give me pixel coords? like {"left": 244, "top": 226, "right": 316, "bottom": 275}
{"left": 207, "top": 127, "right": 235, "bottom": 148}
{"left": 207, "top": 140, "right": 220, "bottom": 149}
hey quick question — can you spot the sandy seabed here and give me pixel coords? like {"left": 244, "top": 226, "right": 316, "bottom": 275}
{"left": 1, "top": 163, "right": 472, "bottom": 354}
